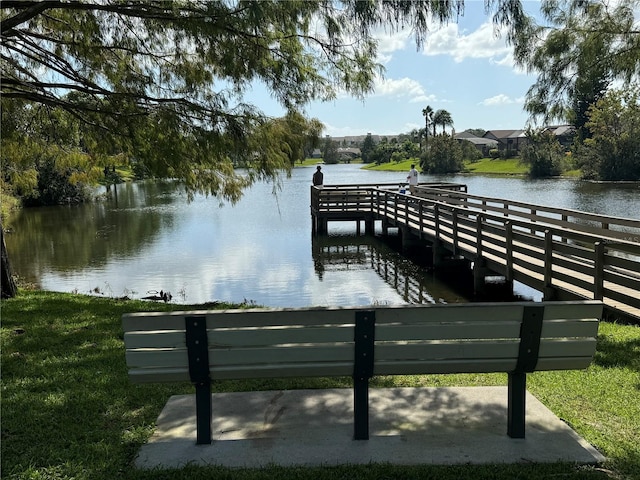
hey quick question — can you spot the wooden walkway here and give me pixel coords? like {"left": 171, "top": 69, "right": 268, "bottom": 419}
{"left": 311, "top": 183, "right": 640, "bottom": 323}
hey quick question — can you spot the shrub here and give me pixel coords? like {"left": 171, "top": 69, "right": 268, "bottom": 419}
{"left": 521, "top": 129, "right": 566, "bottom": 178}
{"left": 420, "top": 135, "right": 464, "bottom": 174}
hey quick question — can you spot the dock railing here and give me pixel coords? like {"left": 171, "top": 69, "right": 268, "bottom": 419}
{"left": 311, "top": 183, "right": 640, "bottom": 322}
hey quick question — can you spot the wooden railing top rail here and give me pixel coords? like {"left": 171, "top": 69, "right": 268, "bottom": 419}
{"left": 312, "top": 182, "right": 467, "bottom": 192}
{"left": 415, "top": 186, "right": 640, "bottom": 240}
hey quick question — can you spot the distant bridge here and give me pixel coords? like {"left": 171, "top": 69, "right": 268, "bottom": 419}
{"left": 310, "top": 183, "right": 640, "bottom": 323}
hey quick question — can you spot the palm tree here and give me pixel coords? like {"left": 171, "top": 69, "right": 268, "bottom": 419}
{"left": 422, "top": 105, "right": 434, "bottom": 148}
{"left": 433, "top": 109, "right": 454, "bottom": 135}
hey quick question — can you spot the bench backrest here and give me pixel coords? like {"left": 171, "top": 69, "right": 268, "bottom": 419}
{"left": 122, "top": 301, "right": 602, "bottom": 384}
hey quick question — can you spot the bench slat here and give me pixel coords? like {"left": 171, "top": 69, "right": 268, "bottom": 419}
{"left": 128, "top": 362, "right": 355, "bottom": 383}
{"left": 126, "top": 344, "right": 354, "bottom": 368}
{"left": 538, "top": 338, "right": 597, "bottom": 357}
{"left": 541, "top": 301, "right": 603, "bottom": 320}
{"left": 122, "top": 307, "right": 358, "bottom": 331}
{"left": 374, "top": 359, "right": 517, "bottom": 375}
{"left": 124, "top": 325, "right": 353, "bottom": 349}
{"left": 373, "top": 355, "right": 594, "bottom": 375}
{"left": 374, "top": 303, "right": 525, "bottom": 324}
{"left": 376, "top": 322, "right": 521, "bottom": 341}
{"left": 540, "top": 319, "right": 599, "bottom": 338}
{"left": 376, "top": 340, "right": 520, "bottom": 361}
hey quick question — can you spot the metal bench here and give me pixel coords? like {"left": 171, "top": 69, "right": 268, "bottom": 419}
{"left": 122, "top": 300, "right": 602, "bottom": 444}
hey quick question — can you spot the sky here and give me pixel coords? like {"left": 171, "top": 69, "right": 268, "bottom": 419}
{"left": 247, "top": 1, "right": 543, "bottom": 137}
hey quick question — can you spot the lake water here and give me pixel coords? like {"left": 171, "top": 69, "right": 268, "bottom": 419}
{"left": 6, "top": 164, "right": 639, "bottom": 307}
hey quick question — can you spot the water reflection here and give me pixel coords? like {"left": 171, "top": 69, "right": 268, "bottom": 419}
{"left": 8, "top": 181, "right": 178, "bottom": 280}
{"left": 569, "top": 181, "right": 640, "bottom": 219}
{"left": 312, "top": 235, "right": 471, "bottom": 305}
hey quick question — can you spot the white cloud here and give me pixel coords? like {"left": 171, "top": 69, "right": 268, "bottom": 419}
{"left": 479, "top": 94, "right": 525, "bottom": 106}
{"left": 376, "top": 29, "right": 412, "bottom": 55}
{"left": 323, "top": 123, "right": 366, "bottom": 137}
{"left": 373, "top": 76, "right": 425, "bottom": 97}
{"left": 370, "top": 76, "right": 442, "bottom": 105}
{"left": 422, "top": 21, "right": 514, "bottom": 66}
{"left": 410, "top": 93, "right": 438, "bottom": 104}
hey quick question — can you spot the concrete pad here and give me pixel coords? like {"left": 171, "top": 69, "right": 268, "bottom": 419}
{"left": 134, "top": 387, "right": 605, "bottom": 469}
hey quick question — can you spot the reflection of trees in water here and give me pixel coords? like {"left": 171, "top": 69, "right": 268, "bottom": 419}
{"left": 311, "top": 234, "right": 470, "bottom": 305}
{"left": 571, "top": 181, "right": 640, "bottom": 221}
{"left": 6, "top": 181, "right": 177, "bottom": 281}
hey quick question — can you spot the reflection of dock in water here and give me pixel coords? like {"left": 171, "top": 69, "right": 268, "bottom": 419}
{"left": 312, "top": 235, "right": 467, "bottom": 305}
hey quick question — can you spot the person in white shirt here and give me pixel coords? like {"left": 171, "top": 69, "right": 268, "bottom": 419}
{"left": 406, "top": 164, "right": 418, "bottom": 194}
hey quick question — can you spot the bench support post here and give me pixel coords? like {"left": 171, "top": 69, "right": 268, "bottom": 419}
{"left": 508, "top": 305, "right": 544, "bottom": 438}
{"left": 507, "top": 372, "right": 526, "bottom": 438}
{"left": 353, "top": 311, "right": 375, "bottom": 440}
{"left": 186, "top": 316, "right": 212, "bottom": 445}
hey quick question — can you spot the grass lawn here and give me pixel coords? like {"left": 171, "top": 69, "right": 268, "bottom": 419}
{"left": 360, "top": 158, "right": 530, "bottom": 176}
{"left": 296, "top": 158, "right": 325, "bottom": 167}
{"left": 462, "top": 158, "right": 529, "bottom": 175}
{"left": 2, "top": 291, "right": 639, "bottom": 480}
{"left": 362, "top": 159, "right": 415, "bottom": 172}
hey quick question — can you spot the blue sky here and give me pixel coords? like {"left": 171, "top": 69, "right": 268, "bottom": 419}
{"left": 248, "top": 1, "right": 543, "bottom": 137}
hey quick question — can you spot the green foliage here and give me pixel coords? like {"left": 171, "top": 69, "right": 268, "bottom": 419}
{"left": 498, "top": 148, "right": 517, "bottom": 160}
{"left": 365, "top": 138, "right": 420, "bottom": 165}
{"left": 370, "top": 140, "right": 394, "bottom": 165}
{"left": 400, "top": 139, "right": 421, "bottom": 160}
{"left": 0, "top": 101, "right": 105, "bottom": 206}
{"left": 22, "top": 157, "right": 91, "bottom": 207}
{"left": 0, "top": 105, "right": 101, "bottom": 206}
{"left": 513, "top": 0, "right": 638, "bottom": 125}
{"left": 322, "top": 138, "right": 340, "bottom": 165}
{"left": 489, "top": 149, "right": 500, "bottom": 159}
{"left": 465, "top": 128, "right": 486, "bottom": 137}
{"left": 521, "top": 129, "right": 566, "bottom": 178}
{"left": 432, "top": 109, "right": 454, "bottom": 135}
{"left": 361, "top": 133, "right": 376, "bottom": 164}
{"left": 422, "top": 105, "right": 434, "bottom": 146}
{"left": 459, "top": 140, "right": 483, "bottom": 162}
{"left": 575, "top": 88, "right": 640, "bottom": 181}
{"left": 0, "top": 0, "right": 540, "bottom": 202}
{"left": 420, "top": 135, "right": 464, "bottom": 174}
{"left": 1, "top": 1, "right": 487, "bottom": 201}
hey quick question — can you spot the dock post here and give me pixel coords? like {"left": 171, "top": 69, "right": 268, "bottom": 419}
{"left": 432, "top": 239, "right": 448, "bottom": 268}
{"left": 365, "top": 220, "right": 374, "bottom": 235}
{"left": 473, "top": 257, "right": 488, "bottom": 296}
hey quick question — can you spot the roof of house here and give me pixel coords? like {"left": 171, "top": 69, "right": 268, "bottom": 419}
{"left": 543, "top": 125, "right": 576, "bottom": 136}
{"left": 484, "top": 129, "right": 525, "bottom": 140}
{"left": 460, "top": 137, "right": 499, "bottom": 146}
{"left": 455, "top": 131, "right": 480, "bottom": 139}
{"left": 337, "top": 147, "right": 361, "bottom": 155}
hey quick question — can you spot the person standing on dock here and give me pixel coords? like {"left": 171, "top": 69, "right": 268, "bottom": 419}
{"left": 407, "top": 164, "right": 418, "bottom": 194}
{"left": 313, "top": 165, "right": 323, "bottom": 188}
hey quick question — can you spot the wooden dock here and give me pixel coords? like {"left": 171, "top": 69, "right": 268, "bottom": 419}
{"left": 311, "top": 183, "right": 640, "bottom": 323}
